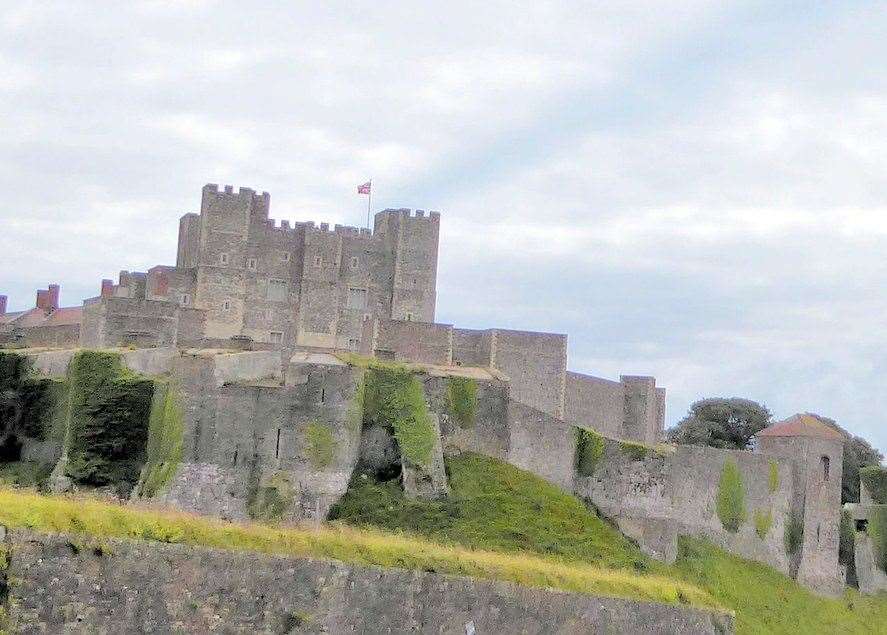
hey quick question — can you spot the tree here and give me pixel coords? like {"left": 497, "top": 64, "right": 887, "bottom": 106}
{"left": 667, "top": 398, "right": 771, "bottom": 450}
{"left": 806, "top": 414, "right": 883, "bottom": 504}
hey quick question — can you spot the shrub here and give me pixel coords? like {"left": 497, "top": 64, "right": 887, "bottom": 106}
{"left": 768, "top": 460, "right": 779, "bottom": 493}
{"left": 618, "top": 441, "right": 650, "bottom": 461}
{"left": 363, "top": 367, "right": 435, "bottom": 467}
{"left": 753, "top": 509, "right": 773, "bottom": 540}
{"left": 716, "top": 459, "right": 747, "bottom": 533}
{"left": 138, "top": 380, "right": 184, "bottom": 498}
{"left": 869, "top": 505, "right": 887, "bottom": 573}
{"left": 575, "top": 428, "right": 605, "bottom": 477}
{"left": 446, "top": 377, "right": 477, "bottom": 429}
{"left": 859, "top": 466, "right": 887, "bottom": 504}
{"left": 305, "top": 421, "right": 336, "bottom": 469}
{"left": 784, "top": 511, "right": 804, "bottom": 555}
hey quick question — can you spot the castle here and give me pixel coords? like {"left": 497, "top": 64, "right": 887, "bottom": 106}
{"left": 0, "top": 184, "right": 865, "bottom": 597}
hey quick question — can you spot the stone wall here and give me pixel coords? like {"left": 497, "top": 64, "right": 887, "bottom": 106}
{"left": 2, "top": 529, "right": 734, "bottom": 634}
{"left": 80, "top": 296, "right": 182, "bottom": 348}
{"left": 565, "top": 371, "right": 624, "bottom": 437}
{"left": 363, "top": 318, "right": 454, "bottom": 364}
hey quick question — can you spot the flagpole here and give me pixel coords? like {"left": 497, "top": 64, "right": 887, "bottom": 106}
{"left": 366, "top": 179, "right": 372, "bottom": 230}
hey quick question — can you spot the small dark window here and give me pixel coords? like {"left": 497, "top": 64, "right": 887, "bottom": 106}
{"left": 320, "top": 388, "right": 325, "bottom": 403}
{"left": 232, "top": 449, "right": 238, "bottom": 466}
{"left": 821, "top": 455, "right": 830, "bottom": 481}
{"left": 275, "top": 428, "right": 281, "bottom": 459}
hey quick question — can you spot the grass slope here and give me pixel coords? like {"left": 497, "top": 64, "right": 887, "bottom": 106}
{"left": 332, "top": 452, "right": 887, "bottom": 635}
{"left": 0, "top": 486, "right": 716, "bottom": 611}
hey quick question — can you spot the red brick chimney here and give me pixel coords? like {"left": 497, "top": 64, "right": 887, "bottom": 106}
{"left": 0, "top": 295, "right": 6, "bottom": 315}
{"left": 47, "top": 284, "right": 60, "bottom": 310}
{"left": 36, "top": 289, "right": 49, "bottom": 311}
{"left": 35, "top": 284, "right": 60, "bottom": 312}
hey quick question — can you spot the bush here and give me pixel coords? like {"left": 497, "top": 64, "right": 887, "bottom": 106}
{"left": 446, "top": 377, "right": 477, "bottom": 429}
{"left": 575, "top": 428, "right": 605, "bottom": 477}
{"left": 784, "top": 512, "right": 804, "bottom": 555}
{"left": 618, "top": 441, "right": 650, "bottom": 461}
{"left": 859, "top": 466, "right": 887, "bottom": 504}
{"left": 363, "top": 367, "right": 435, "bottom": 467}
{"left": 716, "top": 459, "right": 747, "bottom": 533}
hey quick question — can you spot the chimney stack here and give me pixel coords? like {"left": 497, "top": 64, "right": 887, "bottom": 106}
{"left": 48, "top": 284, "right": 60, "bottom": 310}
{"left": 35, "top": 284, "right": 61, "bottom": 312}
{"left": 0, "top": 295, "right": 6, "bottom": 315}
{"left": 101, "top": 279, "right": 114, "bottom": 298}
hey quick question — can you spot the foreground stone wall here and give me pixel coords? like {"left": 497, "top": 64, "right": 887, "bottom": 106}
{"left": 3, "top": 529, "right": 734, "bottom": 634}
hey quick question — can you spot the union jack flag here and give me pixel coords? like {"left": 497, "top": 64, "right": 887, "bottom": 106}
{"left": 357, "top": 181, "right": 371, "bottom": 195}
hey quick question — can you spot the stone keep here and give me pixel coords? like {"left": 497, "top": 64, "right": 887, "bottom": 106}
{"left": 156, "top": 184, "right": 440, "bottom": 350}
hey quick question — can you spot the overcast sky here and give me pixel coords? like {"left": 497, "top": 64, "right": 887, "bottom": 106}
{"left": 2, "top": 1, "right": 886, "bottom": 454}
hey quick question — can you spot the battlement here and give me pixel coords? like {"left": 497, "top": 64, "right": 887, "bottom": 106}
{"left": 376, "top": 208, "right": 441, "bottom": 221}
{"left": 301, "top": 222, "right": 373, "bottom": 238}
{"left": 203, "top": 183, "right": 270, "bottom": 200}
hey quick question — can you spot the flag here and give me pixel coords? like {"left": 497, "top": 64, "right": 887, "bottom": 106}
{"left": 357, "top": 181, "right": 371, "bottom": 195}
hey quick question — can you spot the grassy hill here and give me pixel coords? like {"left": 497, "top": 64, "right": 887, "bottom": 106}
{"left": 331, "top": 452, "right": 887, "bottom": 635}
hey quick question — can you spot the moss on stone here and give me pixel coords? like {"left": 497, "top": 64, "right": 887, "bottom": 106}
{"left": 784, "top": 511, "right": 804, "bottom": 556}
{"left": 716, "top": 458, "right": 747, "bottom": 533}
{"left": 363, "top": 367, "right": 435, "bottom": 468}
{"left": 346, "top": 371, "right": 365, "bottom": 434}
{"left": 446, "top": 376, "right": 477, "bottom": 429}
{"left": 753, "top": 509, "right": 772, "bottom": 540}
{"left": 869, "top": 505, "right": 887, "bottom": 573}
{"left": 64, "top": 350, "right": 155, "bottom": 490}
{"left": 618, "top": 440, "right": 650, "bottom": 461}
{"left": 839, "top": 509, "right": 855, "bottom": 567}
{"left": 859, "top": 465, "right": 887, "bottom": 504}
{"left": 768, "top": 459, "right": 779, "bottom": 494}
{"left": 305, "top": 421, "right": 336, "bottom": 469}
{"left": 248, "top": 471, "right": 294, "bottom": 522}
{"left": 138, "top": 379, "right": 185, "bottom": 498}
{"left": 575, "top": 427, "right": 605, "bottom": 477}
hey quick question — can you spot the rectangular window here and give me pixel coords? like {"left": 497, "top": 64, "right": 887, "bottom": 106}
{"left": 269, "top": 331, "right": 283, "bottom": 344}
{"left": 267, "top": 279, "right": 288, "bottom": 302}
{"left": 281, "top": 251, "right": 291, "bottom": 262}
{"left": 180, "top": 294, "right": 191, "bottom": 307}
{"left": 347, "top": 287, "right": 367, "bottom": 310}
{"left": 314, "top": 255, "right": 323, "bottom": 266}
{"left": 348, "top": 338, "right": 360, "bottom": 350}
{"left": 219, "top": 253, "right": 229, "bottom": 266}
{"left": 247, "top": 257, "right": 257, "bottom": 271}
{"left": 405, "top": 312, "right": 414, "bottom": 321}
{"left": 351, "top": 256, "right": 359, "bottom": 268}
{"left": 222, "top": 300, "right": 231, "bottom": 311}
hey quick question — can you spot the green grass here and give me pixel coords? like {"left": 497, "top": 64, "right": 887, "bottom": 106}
{"left": 0, "top": 485, "right": 716, "bottom": 611}
{"left": 674, "top": 537, "right": 887, "bottom": 634}
{"left": 332, "top": 452, "right": 887, "bottom": 634}
{"left": 331, "top": 452, "right": 648, "bottom": 571}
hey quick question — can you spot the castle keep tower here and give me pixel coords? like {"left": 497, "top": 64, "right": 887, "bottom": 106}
{"left": 756, "top": 414, "right": 845, "bottom": 594}
{"left": 158, "top": 184, "right": 441, "bottom": 350}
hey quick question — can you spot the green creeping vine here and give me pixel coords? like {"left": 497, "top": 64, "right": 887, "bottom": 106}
{"left": 138, "top": 379, "right": 184, "bottom": 497}
{"left": 869, "top": 505, "right": 887, "bottom": 573}
{"left": 768, "top": 459, "right": 779, "bottom": 494}
{"left": 753, "top": 509, "right": 773, "bottom": 540}
{"left": 784, "top": 511, "right": 804, "bottom": 556}
{"left": 575, "top": 428, "right": 605, "bottom": 477}
{"left": 64, "top": 350, "right": 155, "bottom": 488}
{"left": 859, "top": 466, "right": 887, "bottom": 504}
{"left": 716, "top": 458, "right": 747, "bottom": 533}
{"left": 305, "top": 421, "right": 336, "bottom": 469}
{"left": 248, "top": 471, "right": 295, "bottom": 521}
{"left": 447, "top": 376, "right": 478, "bottom": 429}
{"left": 363, "top": 366, "right": 435, "bottom": 468}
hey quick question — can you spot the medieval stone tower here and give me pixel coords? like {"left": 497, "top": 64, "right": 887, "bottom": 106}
{"left": 756, "top": 414, "right": 845, "bottom": 594}
{"left": 168, "top": 184, "right": 440, "bottom": 350}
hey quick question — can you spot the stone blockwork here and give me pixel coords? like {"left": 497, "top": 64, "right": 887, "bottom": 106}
{"left": 3, "top": 529, "right": 734, "bottom": 634}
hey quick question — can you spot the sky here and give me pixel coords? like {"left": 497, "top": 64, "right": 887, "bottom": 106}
{"left": 1, "top": 1, "right": 886, "bottom": 454}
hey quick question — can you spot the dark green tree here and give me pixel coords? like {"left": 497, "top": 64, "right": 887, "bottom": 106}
{"left": 667, "top": 398, "right": 771, "bottom": 450}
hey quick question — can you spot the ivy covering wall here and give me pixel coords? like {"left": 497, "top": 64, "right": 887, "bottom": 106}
{"left": 574, "top": 428, "right": 605, "bottom": 477}
{"left": 64, "top": 351, "right": 155, "bottom": 489}
{"left": 362, "top": 366, "right": 435, "bottom": 468}
{"left": 137, "top": 379, "right": 184, "bottom": 498}
{"left": 305, "top": 421, "right": 336, "bottom": 469}
{"left": 446, "top": 377, "right": 477, "bottom": 429}
{"left": 716, "top": 458, "right": 747, "bottom": 533}
{"left": 869, "top": 505, "right": 887, "bottom": 573}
